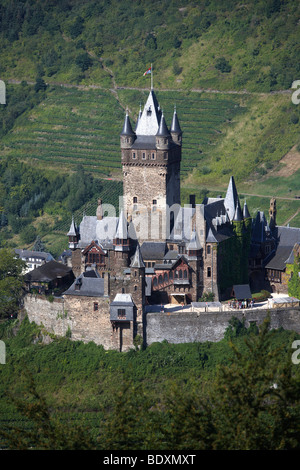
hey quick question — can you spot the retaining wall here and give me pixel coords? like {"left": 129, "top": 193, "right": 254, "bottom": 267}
{"left": 145, "top": 308, "right": 300, "bottom": 345}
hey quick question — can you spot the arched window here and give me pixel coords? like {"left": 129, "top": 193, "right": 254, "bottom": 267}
{"left": 158, "top": 274, "right": 163, "bottom": 285}
{"left": 164, "top": 272, "right": 168, "bottom": 283}
{"left": 207, "top": 267, "right": 211, "bottom": 278}
{"left": 169, "top": 271, "right": 173, "bottom": 280}
{"left": 153, "top": 277, "right": 158, "bottom": 288}
{"left": 184, "top": 269, "right": 188, "bottom": 279}
{"left": 133, "top": 196, "right": 137, "bottom": 203}
{"left": 179, "top": 269, "right": 183, "bottom": 279}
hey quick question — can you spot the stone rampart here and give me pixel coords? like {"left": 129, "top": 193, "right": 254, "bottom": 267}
{"left": 145, "top": 308, "right": 300, "bottom": 345}
{"left": 24, "top": 294, "right": 70, "bottom": 337}
{"left": 24, "top": 294, "right": 300, "bottom": 349}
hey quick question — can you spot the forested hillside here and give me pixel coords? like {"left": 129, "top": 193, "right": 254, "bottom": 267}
{"left": 0, "top": 316, "right": 299, "bottom": 450}
{"left": 0, "top": 0, "right": 299, "bottom": 92}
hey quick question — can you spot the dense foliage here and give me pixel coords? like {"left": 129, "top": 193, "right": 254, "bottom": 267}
{"left": 0, "top": 315, "right": 299, "bottom": 449}
{"left": 0, "top": 0, "right": 299, "bottom": 92}
{"left": 0, "top": 157, "right": 104, "bottom": 251}
{"left": 288, "top": 251, "right": 300, "bottom": 299}
{"left": 0, "top": 248, "right": 25, "bottom": 319}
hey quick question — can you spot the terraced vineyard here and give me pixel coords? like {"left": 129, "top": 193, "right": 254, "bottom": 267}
{"left": 0, "top": 85, "right": 244, "bottom": 178}
{"left": 0, "top": 86, "right": 125, "bottom": 176}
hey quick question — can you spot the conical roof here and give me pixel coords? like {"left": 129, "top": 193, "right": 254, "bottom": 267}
{"left": 243, "top": 200, "right": 251, "bottom": 219}
{"left": 170, "top": 106, "right": 182, "bottom": 134}
{"left": 130, "top": 244, "right": 145, "bottom": 268}
{"left": 233, "top": 200, "right": 243, "bottom": 222}
{"left": 120, "top": 112, "right": 135, "bottom": 136}
{"left": 187, "top": 230, "right": 201, "bottom": 250}
{"left": 224, "top": 176, "right": 239, "bottom": 222}
{"left": 206, "top": 228, "right": 218, "bottom": 243}
{"left": 156, "top": 113, "right": 170, "bottom": 137}
{"left": 115, "top": 210, "right": 128, "bottom": 239}
{"left": 67, "top": 216, "right": 77, "bottom": 236}
{"left": 135, "top": 89, "right": 161, "bottom": 136}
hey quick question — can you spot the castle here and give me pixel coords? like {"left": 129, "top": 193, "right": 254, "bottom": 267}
{"left": 25, "top": 86, "right": 300, "bottom": 352}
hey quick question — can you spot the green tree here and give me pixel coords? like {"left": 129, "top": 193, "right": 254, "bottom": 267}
{"left": 288, "top": 251, "right": 300, "bottom": 298}
{"left": 75, "top": 53, "right": 92, "bottom": 72}
{"left": 0, "top": 248, "right": 25, "bottom": 319}
{"left": 0, "top": 369, "right": 94, "bottom": 450}
{"left": 211, "top": 317, "right": 300, "bottom": 449}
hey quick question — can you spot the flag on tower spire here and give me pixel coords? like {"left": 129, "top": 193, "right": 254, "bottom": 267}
{"left": 143, "top": 66, "right": 152, "bottom": 76}
{"left": 143, "top": 64, "right": 153, "bottom": 89}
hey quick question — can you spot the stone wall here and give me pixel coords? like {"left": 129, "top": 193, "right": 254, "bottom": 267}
{"left": 146, "top": 307, "right": 300, "bottom": 345}
{"left": 24, "top": 294, "right": 70, "bottom": 337}
{"left": 24, "top": 293, "right": 134, "bottom": 351}
{"left": 25, "top": 294, "right": 300, "bottom": 351}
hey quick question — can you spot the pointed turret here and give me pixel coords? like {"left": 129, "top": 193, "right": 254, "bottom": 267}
{"left": 67, "top": 216, "right": 79, "bottom": 249}
{"left": 156, "top": 112, "right": 170, "bottom": 150}
{"left": 243, "top": 200, "right": 251, "bottom": 219}
{"left": 130, "top": 244, "right": 145, "bottom": 269}
{"left": 115, "top": 210, "right": 128, "bottom": 240}
{"left": 187, "top": 230, "right": 201, "bottom": 259}
{"left": 224, "top": 176, "right": 239, "bottom": 222}
{"left": 120, "top": 111, "right": 136, "bottom": 149}
{"left": 233, "top": 200, "right": 243, "bottom": 222}
{"left": 170, "top": 106, "right": 182, "bottom": 146}
{"left": 67, "top": 216, "right": 77, "bottom": 237}
{"left": 114, "top": 210, "right": 130, "bottom": 252}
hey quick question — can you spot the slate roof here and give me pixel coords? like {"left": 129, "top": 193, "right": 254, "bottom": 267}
{"left": 15, "top": 249, "right": 54, "bottom": 263}
{"left": 264, "top": 226, "right": 300, "bottom": 271}
{"left": 224, "top": 176, "right": 239, "bottom": 222}
{"left": 67, "top": 217, "right": 77, "bottom": 236}
{"left": 232, "top": 284, "right": 252, "bottom": 300}
{"left": 110, "top": 293, "right": 134, "bottom": 306}
{"left": 135, "top": 90, "right": 161, "bottom": 136}
{"left": 156, "top": 113, "right": 170, "bottom": 136}
{"left": 170, "top": 107, "right": 182, "bottom": 134}
{"left": 24, "top": 260, "right": 72, "bottom": 283}
{"left": 115, "top": 210, "right": 128, "bottom": 239}
{"left": 78, "top": 215, "right": 119, "bottom": 248}
{"left": 140, "top": 242, "right": 166, "bottom": 260}
{"left": 265, "top": 246, "right": 294, "bottom": 271}
{"left": 187, "top": 230, "right": 201, "bottom": 250}
{"left": 131, "top": 135, "right": 157, "bottom": 150}
{"left": 63, "top": 271, "right": 105, "bottom": 297}
{"left": 120, "top": 112, "right": 135, "bottom": 136}
{"left": 130, "top": 244, "right": 145, "bottom": 268}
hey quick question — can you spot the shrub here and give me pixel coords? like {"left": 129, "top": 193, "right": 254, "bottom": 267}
{"left": 215, "top": 57, "right": 232, "bottom": 73}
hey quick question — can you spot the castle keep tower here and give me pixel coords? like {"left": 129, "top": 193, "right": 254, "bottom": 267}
{"left": 120, "top": 89, "right": 182, "bottom": 242}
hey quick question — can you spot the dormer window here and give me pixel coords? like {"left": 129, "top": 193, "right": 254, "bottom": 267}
{"left": 147, "top": 106, "right": 152, "bottom": 116}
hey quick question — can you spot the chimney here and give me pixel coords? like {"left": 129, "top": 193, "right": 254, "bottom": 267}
{"left": 104, "top": 271, "right": 110, "bottom": 296}
{"left": 189, "top": 194, "right": 196, "bottom": 209}
{"left": 96, "top": 198, "right": 103, "bottom": 220}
